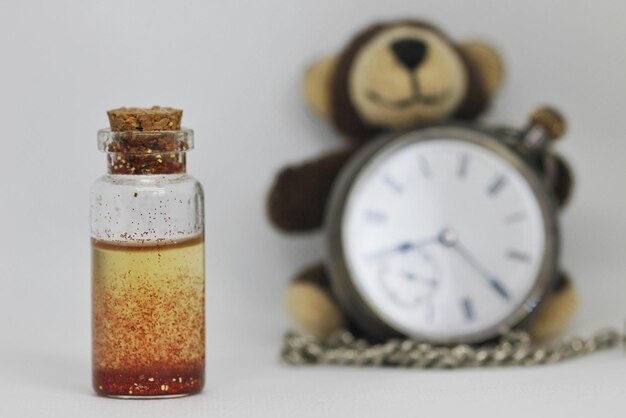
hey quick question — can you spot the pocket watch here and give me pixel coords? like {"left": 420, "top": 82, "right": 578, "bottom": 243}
{"left": 325, "top": 107, "right": 566, "bottom": 344}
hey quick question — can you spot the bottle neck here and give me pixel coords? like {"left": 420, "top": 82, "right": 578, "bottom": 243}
{"left": 98, "top": 128, "right": 194, "bottom": 175}
{"left": 107, "top": 152, "right": 187, "bottom": 175}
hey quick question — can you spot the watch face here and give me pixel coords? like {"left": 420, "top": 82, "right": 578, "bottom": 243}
{"left": 333, "top": 129, "right": 556, "bottom": 343}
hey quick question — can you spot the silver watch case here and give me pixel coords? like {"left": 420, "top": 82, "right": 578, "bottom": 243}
{"left": 324, "top": 124, "right": 560, "bottom": 345}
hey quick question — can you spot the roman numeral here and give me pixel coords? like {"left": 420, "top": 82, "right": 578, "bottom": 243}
{"left": 382, "top": 175, "right": 403, "bottom": 194}
{"left": 488, "top": 176, "right": 507, "bottom": 196}
{"left": 364, "top": 210, "right": 387, "bottom": 223}
{"left": 462, "top": 297, "right": 474, "bottom": 320}
{"left": 507, "top": 250, "right": 530, "bottom": 263}
{"left": 458, "top": 154, "right": 469, "bottom": 178}
{"left": 488, "top": 277, "right": 511, "bottom": 300}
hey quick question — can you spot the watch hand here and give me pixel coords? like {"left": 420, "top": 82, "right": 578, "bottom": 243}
{"left": 453, "top": 242, "right": 511, "bottom": 300}
{"left": 367, "top": 236, "right": 438, "bottom": 260}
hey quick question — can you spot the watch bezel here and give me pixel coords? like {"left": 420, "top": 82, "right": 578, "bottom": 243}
{"left": 325, "top": 124, "right": 559, "bottom": 344}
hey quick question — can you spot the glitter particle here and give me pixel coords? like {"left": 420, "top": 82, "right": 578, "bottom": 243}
{"left": 92, "top": 236, "right": 204, "bottom": 397}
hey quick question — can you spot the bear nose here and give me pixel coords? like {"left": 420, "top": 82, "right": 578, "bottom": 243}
{"left": 390, "top": 39, "right": 428, "bottom": 71}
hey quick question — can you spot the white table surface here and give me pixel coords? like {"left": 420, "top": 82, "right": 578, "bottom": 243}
{"left": 1, "top": 1, "right": 625, "bottom": 417}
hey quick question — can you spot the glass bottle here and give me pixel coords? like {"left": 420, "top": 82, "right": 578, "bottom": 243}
{"left": 91, "top": 127, "right": 205, "bottom": 398}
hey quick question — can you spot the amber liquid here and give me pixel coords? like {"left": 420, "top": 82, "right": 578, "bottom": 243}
{"left": 92, "top": 235, "right": 205, "bottom": 397}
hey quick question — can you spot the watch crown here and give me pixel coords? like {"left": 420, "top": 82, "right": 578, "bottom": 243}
{"left": 529, "top": 106, "right": 566, "bottom": 141}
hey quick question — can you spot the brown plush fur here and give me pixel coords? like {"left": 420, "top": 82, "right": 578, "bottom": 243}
{"left": 453, "top": 46, "right": 490, "bottom": 120}
{"left": 331, "top": 21, "right": 492, "bottom": 142}
{"left": 270, "top": 20, "right": 576, "bottom": 342}
{"left": 330, "top": 23, "right": 388, "bottom": 141}
{"left": 272, "top": 21, "right": 504, "bottom": 232}
{"left": 268, "top": 146, "right": 358, "bottom": 231}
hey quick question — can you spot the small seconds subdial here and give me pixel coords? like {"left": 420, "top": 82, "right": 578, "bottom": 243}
{"left": 340, "top": 136, "right": 548, "bottom": 342}
{"left": 374, "top": 248, "right": 439, "bottom": 308}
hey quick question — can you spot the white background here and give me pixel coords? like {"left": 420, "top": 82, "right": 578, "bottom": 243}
{"left": 0, "top": 0, "right": 625, "bottom": 417}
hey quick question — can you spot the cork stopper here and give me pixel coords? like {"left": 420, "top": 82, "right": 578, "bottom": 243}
{"left": 107, "top": 106, "right": 183, "bottom": 132}
{"left": 100, "top": 106, "right": 191, "bottom": 175}
{"left": 529, "top": 106, "right": 566, "bottom": 141}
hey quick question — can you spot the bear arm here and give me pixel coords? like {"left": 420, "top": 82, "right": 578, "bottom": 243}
{"left": 267, "top": 146, "right": 358, "bottom": 232}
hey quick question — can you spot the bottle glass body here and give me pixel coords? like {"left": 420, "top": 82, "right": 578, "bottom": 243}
{"left": 91, "top": 129, "right": 205, "bottom": 398}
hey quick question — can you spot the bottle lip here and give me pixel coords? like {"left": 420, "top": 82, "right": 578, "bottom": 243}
{"left": 97, "top": 128, "right": 194, "bottom": 154}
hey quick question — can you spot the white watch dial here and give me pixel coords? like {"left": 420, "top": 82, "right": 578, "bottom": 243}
{"left": 341, "top": 137, "right": 548, "bottom": 341}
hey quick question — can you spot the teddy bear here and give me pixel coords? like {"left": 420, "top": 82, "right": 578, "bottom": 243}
{"left": 268, "top": 20, "right": 576, "bottom": 343}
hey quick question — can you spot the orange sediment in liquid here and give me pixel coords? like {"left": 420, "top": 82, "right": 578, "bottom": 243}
{"left": 92, "top": 235, "right": 205, "bottom": 397}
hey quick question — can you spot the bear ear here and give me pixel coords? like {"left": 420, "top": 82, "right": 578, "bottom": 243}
{"left": 303, "top": 55, "right": 338, "bottom": 119}
{"left": 457, "top": 41, "right": 504, "bottom": 98}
